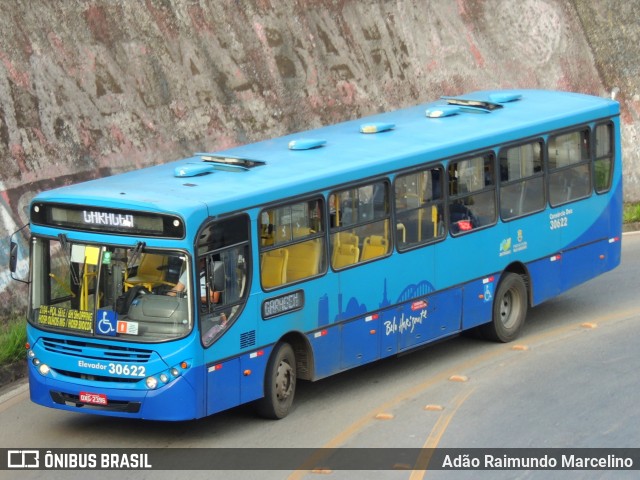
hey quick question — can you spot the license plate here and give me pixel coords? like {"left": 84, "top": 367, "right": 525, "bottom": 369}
{"left": 79, "top": 392, "right": 108, "bottom": 405}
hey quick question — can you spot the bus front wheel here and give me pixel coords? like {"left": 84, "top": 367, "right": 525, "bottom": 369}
{"left": 257, "top": 342, "right": 297, "bottom": 419}
{"left": 482, "top": 272, "right": 528, "bottom": 343}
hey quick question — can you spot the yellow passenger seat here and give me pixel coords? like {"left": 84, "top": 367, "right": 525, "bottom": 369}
{"left": 261, "top": 248, "right": 289, "bottom": 288}
{"left": 287, "top": 239, "right": 321, "bottom": 281}
{"left": 361, "top": 235, "right": 389, "bottom": 261}
{"left": 125, "top": 253, "right": 167, "bottom": 290}
{"left": 336, "top": 231, "right": 358, "bottom": 248}
{"left": 332, "top": 243, "right": 360, "bottom": 269}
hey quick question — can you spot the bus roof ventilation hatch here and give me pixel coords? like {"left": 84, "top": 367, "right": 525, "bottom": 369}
{"left": 197, "top": 154, "right": 265, "bottom": 169}
{"left": 489, "top": 92, "right": 522, "bottom": 104}
{"left": 425, "top": 105, "right": 462, "bottom": 118}
{"left": 440, "top": 93, "right": 522, "bottom": 113}
{"left": 288, "top": 138, "right": 327, "bottom": 150}
{"left": 174, "top": 155, "right": 265, "bottom": 177}
{"left": 359, "top": 122, "right": 395, "bottom": 134}
{"left": 174, "top": 163, "right": 216, "bottom": 178}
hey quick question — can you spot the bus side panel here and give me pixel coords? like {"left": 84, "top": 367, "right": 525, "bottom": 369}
{"left": 332, "top": 287, "right": 464, "bottom": 370}
{"left": 527, "top": 255, "right": 563, "bottom": 307}
{"left": 205, "top": 347, "right": 271, "bottom": 415}
{"left": 561, "top": 238, "right": 619, "bottom": 292}
{"left": 240, "top": 348, "right": 270, "bottom": 404}
{"left": 380, "top": 307, "right": 399, "bottom": 358}
{"left": 308, "top": 327, "right": 341, "bottom": 380}
{"left": 462, "top": 275, "right": 497, "bottom": 330}
{"left": 559, "top": 186, "right": 622, "bottom": 292}
{"left": 206, "top": 358, "right": 241, "bottom": 415}
{"left": 396, "top": 288, "right": 461, "bottom": 351}
{"left": 341, "top": 316, "right": 380, "bottom": 370}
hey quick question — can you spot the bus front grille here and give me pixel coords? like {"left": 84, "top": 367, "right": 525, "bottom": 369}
{"left": 41, "top": 337, "right": 153, "bottom": 363}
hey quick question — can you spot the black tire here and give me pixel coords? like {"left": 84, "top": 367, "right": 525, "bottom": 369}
{"left": 256, "top": 342, "right": 297, "bottom": 419}
{"left": 481, "top": 272, "right": 528, "bottom": 343}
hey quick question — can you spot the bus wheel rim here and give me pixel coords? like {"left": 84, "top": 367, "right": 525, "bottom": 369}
{"left": 275, "top": 361, "right": 294, "bottom": 401}
{"left": 500, "top": 290, "right": 517, "bottom": 329}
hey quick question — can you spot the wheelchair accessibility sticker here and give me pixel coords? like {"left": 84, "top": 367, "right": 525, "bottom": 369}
{"left": 96, "top": 309, "right": 118, "bottom": 336}
{"left": 96, "top": 310, "right": 139, "bottom": 336}
{"left": 482, "top": 276, "right": 494, "bottom": 303}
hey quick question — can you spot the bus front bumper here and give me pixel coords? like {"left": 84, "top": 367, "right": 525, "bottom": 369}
{"left": 28, "top": 363, "right": 205, "bottom": 421}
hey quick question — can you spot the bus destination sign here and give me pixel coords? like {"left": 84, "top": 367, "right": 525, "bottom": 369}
{"left": 262, "top": 290, "right": 305, "bottom": 319}
{"left": 31, "top": 202, "right": 185, "bottom": 238}
{"left": 82, "top": 210, "right": 134, "bottom": 228}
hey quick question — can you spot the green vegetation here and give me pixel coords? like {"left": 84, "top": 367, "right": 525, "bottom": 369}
{"left": 0, "top": 313, "right": 27, "bottom": 365}
{"left": 623, "top": 202, "right": 640, "bottom": 224}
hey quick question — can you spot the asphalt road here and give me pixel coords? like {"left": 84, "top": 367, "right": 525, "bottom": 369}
{"left": 1, "top": 233, "right": 639, "bottom": 480}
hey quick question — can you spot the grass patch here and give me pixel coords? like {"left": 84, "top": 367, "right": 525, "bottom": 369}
{"left": 624, "top": 202, "right": 640, "bottom": 224}
{"left": 0, "top": 313, "right": 27, "bottom": 365}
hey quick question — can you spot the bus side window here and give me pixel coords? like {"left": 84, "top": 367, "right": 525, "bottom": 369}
{"left": 448, "top": 154, "right": 497, "bottom": 235}
{"left": 196, "top": 215, "right": 251, "bottom": 346}
{"left": 499, "top": 141, "right": 545, "bottom": 220}
{"left": 594, "top": 123, "right": 614, "bottom": 194}
{"left": 395, "top": 166, "right": 445, "bottom": 250}
{"left": 259, "top": 198, "right": 326, "bottom": 289}
{"left": 330, "top": 180, "right": 391, "bottom": 269}
{"left": 548, "top": 129, "right": 592, "bottom": 206}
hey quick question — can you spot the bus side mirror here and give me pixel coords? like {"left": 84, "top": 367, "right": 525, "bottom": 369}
{"left": 9, "top": 241, "right": 18, "bottom": 273}
{"left": 9, "top": 225, "right": 30, "bottom": 284}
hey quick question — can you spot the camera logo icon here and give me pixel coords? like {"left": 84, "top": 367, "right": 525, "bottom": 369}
{"left": 7, "top": 450, "right": 39, "bottom": 468}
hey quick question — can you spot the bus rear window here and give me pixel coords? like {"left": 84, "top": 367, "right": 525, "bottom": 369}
{"left": 594, "top": 123, "right": 614, "bottom": 193}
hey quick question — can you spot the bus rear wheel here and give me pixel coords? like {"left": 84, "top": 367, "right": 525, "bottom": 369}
{"left": 482, "top": 272, "right": 528, "bottom": 343}
{"left": 257, "top": 342, "right": 297, "bottom": 419}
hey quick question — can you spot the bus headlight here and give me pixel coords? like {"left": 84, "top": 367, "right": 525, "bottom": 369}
{"left": 38, "top": 364, "right": 50, "bottom": 375}
{"left": 145, "top": 376, "right": 158, "bottom": 389}
{"left": 143, "top": 360, "right": 189, "bottom": 389}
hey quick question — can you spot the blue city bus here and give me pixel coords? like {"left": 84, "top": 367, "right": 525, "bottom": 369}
{"left": 10, "top": 90, "right": 621, "bottom": 421}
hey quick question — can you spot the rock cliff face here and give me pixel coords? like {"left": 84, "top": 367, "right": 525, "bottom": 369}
{"left": 0, "top": 0, "right": 637, "bottom": 309}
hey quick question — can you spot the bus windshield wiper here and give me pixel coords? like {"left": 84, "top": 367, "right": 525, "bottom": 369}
{"left": 58, "top": 233, "right": 80, "bottom": 286}
{"left": 127, "top": 241, "right": 146, "bottom": 270}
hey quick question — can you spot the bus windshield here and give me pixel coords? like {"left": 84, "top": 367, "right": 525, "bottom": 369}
{"left": 29, "top": 237, "right": 192, "bottom": 342}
